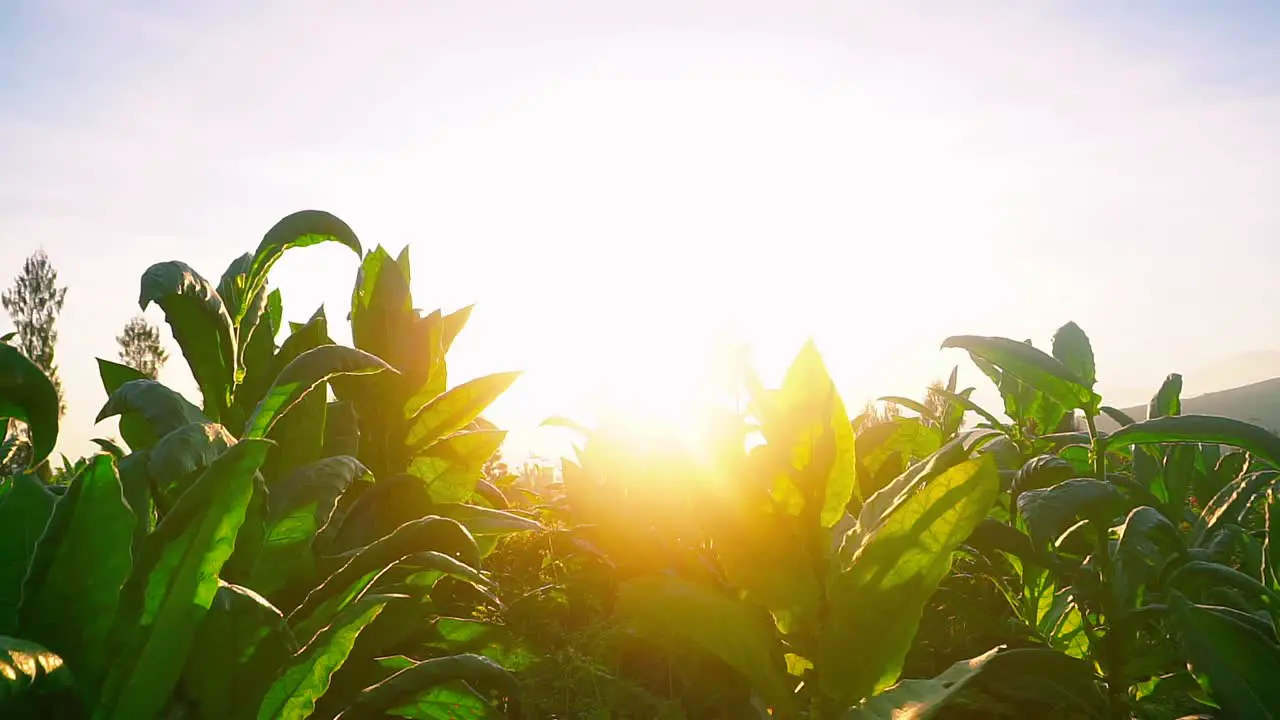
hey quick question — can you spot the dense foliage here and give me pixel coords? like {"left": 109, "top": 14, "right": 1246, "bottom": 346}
{"left": 2, "top": 210, "right": 1278, "bottom": 719}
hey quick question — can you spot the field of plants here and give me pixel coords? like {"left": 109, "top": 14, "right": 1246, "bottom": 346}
{"left": 2, "top": 210, "right": 1279, "bottom": 719}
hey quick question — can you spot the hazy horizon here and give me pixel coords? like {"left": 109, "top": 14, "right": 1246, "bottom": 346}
{"left": 4, "top": 2, "right": 1280, "bottom": 463}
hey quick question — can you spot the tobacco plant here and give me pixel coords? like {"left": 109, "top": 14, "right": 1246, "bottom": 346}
{"left": 0, "top": 212, "right": 533, "bottom": 719}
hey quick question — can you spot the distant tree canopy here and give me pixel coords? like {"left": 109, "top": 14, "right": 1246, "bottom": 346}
{"left": 2, "top": 249, "right": 67, "bottom": 415}
{"left": 117, "top": 315, "right": 169, "bottom": 379}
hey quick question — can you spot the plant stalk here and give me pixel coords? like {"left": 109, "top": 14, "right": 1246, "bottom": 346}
{"left": 1085, "top": 412, "right": 1126, "bottom": 719}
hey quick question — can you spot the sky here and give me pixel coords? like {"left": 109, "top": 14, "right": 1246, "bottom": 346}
{"left": 3, "top": 1, "right": 1280, "bottom": 464}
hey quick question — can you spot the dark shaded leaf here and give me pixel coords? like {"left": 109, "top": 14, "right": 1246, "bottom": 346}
{"left": 17, "top": 455, "right": 134, "bottom": 699}
{"left": 0, "top": 475, "right": 56, "bottom": 635}
{"left": 338, "top": 653, "right": 517, "bottom": 719}
{"left": 1017, "top": 479, "right": 1127, "bottom": 546}
{"left": 1149, "top": 373, "right": 1183, "bottom": 419}
{"left": 1170, "top": 592, "right": 1280, "bottom": 718}
{"left": 1107, "top": 414, "right": 1280, "bottom": 470}
{"left": 1051, "top": 321, "right": 1096, "bottom": 388}
{"left": 139, "top": 261, "right": 237, "bottom": 421}
{"left": 96, "top": 380, "right": 208, "bottom": 453}
{"left": 0, "top": 345, "right": 60, "bottom": 467}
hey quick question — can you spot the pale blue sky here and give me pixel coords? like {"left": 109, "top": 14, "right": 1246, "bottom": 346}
{"left": 3, "top": 2, "right": 1280, "bottom": 461}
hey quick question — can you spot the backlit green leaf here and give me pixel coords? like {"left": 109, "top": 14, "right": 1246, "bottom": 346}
{"left": 823, "top": 455, "right": 1000, "bottom": 706}
{"left": 1050, "top": 321, "right": 1096, "bottom": 388}
{"left": 409, "top": 430, "right": 507, "bottom": 503}
{"left": 244, "top": 345, "right": 393, "bottom": 439}
{"left": 942, "top": 335, "right": 1098, "bottom": 412}
{"left": 240, "top": 210, "right": 361, "bottom": 324}
{"left": 617, "top": 575, "right": 797, "bottom": 714}
{"left": 95, "top": 439, "right": 271, "bottom": 720}
{"left": 0, "top": 475, "right": 56, "bottom": 635}
{"left": 405, "top": 373, "right": 522, "bottom": 450}
{"left": 258, "top": 593, "right": 392, "bottom": 720}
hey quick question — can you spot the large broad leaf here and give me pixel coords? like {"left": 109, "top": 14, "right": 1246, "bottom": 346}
{"left": 0, "top": 475, "right": 56, "bottom": 635}
{"left": 1170, "top": 592, "right": 1280, "bottom": 718}
{"left": 822, "top": 455, "right": 1000, "bottom": 706}
{"left": 0, "top": 345, "right": 60, "bottom": 467}
{"left": 338, "top": 653, "right": 517, "bottom": 719}
{"left": 1191, "top": 469, "right": 1278, "bottom": 547}
{"left": 429, "top": 504, "right": 542, "bottom": 537}
{"left": 854, "top": 417, "right": 941, "bottom": 501}
{"left": 1105, "top": 414, "right": 1280, "bottom": 470}
{"left": 757, "top": 340, "right": 857, "bottom": 524}
{"left": 405, "top": 373, "right": 522, "bottom": 451}
{"left": 1013, "top": 455, "right": 1077, "bottom": 493}
{"left": 289, "top": 517, "right": 480, "bottom": 645}
{"left": 146, "top": 422, "right": 236, "bottom": 511}
{"left": 1111, "top": 506, "right": 1184, "bottom": 610}
{"left": 942, "top": 335, "right": 1098, "bottom": 412}
{"left": 257, "top": 593, "right": 393, "bottom": 720}
{"left": 408, "top": 430, "right": 507, "bottom": 503}
{"left": 95, "top": 439, "right": 271, "bottom": 720}
{"left": 350, "top": 246, "right": 414, "bottom": 366}
{"left": 847, "top": 646, "right": 1105, "bottom": 719}
{"left": 1148, "top": 373, "right": 1182, "bottom": 419}
{"left": 616, "top": 575, "right": 797, "bottom": 714}
{"left": 329, "top": 474, "right": 433, "bottom": 553}
{"left": 244, "top": 345, "right": 393, "bottom": 439}
{"left": 17, "top": 455, "right": 134, "bottom": 699}
{"left": 180, "top": 582, "right": 298, "bottom": 720}
{"left": 95, "top": 359, "right": 154, "bottom": 451}
{"left": 139, "top": 261, "right": 237, "bottom": 421}
{"left": 0, "top": 635, "right": 79, "bottom": 717}
{"left": 1016, "top": 479, "right": 1127, "bottom": 546}
{"left": 1050, "top": 322, "right": 1096, "bottom": 388}
{"left": 239, "top": 210, "right": 360, "bottom": 324}
{"left": 95, "top": 379, "right": 208, "bottom": 453}
{"left": 251, "top": 456, "right": 371, "bottom": 597}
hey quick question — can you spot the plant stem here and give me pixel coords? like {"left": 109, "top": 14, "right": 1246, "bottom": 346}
{"left": 1085, "top": 413, "right": 1127, "bottom": 719}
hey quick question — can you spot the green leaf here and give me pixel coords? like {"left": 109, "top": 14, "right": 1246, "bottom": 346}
{"left": 942, "top": 335, "right": 1098, "bottom": 412}
{"left": 1112, "top": 506, "right": 1183, "bottom": 609}
{"left": 1016, "top": 479, "right": 1127, "bottom": 546}
{"left": 1050, "top": 321, "right": 1096, "bottom": 388}
{"left": 762, "top": 340, "right": 858, "bottom": 524}
{"left": 95, "top": 439, "right": 271, "bottom": 720}
{"left": 0, "top": 475, "right": 56, "bottom": 635}
{"left": 180, "top": 582, "right": 298, "bottom": 719}
{"left": 847, "top": 646, "right": 1105, "bottom": 719}
{"left": 244, "top": 344, "right": 393, "bottom": 439}
{"left": 139, "top": 261, "right": 237, "bottom": 421}
{"left": 377, "top": 680, "right": 504, "bottom": 720}
{"left": 350, "top": 247, "right": 414, "bottom": 365}
{"left": 616, "top": 575, "right": 796, "bottom": 714}
{"left": 339, "top": 653, "right": 517, "bottom": 719}
{"left": 823, "top": 455, "right": 1000, "bottom": 706}
{"left": 289, "top": 517, "right": 480, "bottom": 644}
{"left": 429, "top": 504, "right": 542, "bottom": 536}
{"left": 875, "top": 396, "right": 935, "bottom": 420}
{"left": 329, "top": 474, "right": 433, "bottom": 552}
{"left": 1013, "top": 455, "right": 1076, "bottom": 493}
{"left": 408, "top": 430, "right": 507, "bottom": 503}
{"left": 1148, "top": 373, "right": 1183, "bottom": 419}
{"left": 1192, "top": 470, "right": 1277, "bottom": 547}
{"left": 1170, "top": 592, "right": 1280, "bottom": 718}
{"left": 929, "top": 387, "right": 1008, "bottom": 433}
{"left": 251, "top": 456, "right": 371, "bottom": 597}
{"left": 0, "top": 345, "right": 60, "bottom": 467}
{"left": 95, "top": 379, "right": 208, "bottom": 453}
{"left": 405, "top": 373, "right": 522, "bottom": 451}
{"left": 1105, "top": 414, "right": 1280, "bottom": 469}
{"left": 17, "top": 455, "right": 134, "bottom": 699}
{"left": 1100, "top": 406, "right": 1137, "bottom": 428}
{"left": 1267, "top": 487, "right": 1280, "bottom": 588}
{"left": 90, "top": 438, "right": 126, "bottom": 460}
{"left": 146, "top": 422, "right": 236, "bottom": 511}
{"left": 0, "top": 635, "right": 78, "bottom": 716}
{"left": 854, "top": 418, "right": 943, "bottom": 500}
{"left": 240, "top": 211, "right": 360, "bottom": 322}
{"left": 257, "top": 593, "right": 393, "bottom": 720}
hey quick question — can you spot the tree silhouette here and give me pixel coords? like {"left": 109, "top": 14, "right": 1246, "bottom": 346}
{"left": 2, "top": 249, "right": 67, "bottom": 415}
{"left": 117, "top": 314, "right": 169, "bottom": 379}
